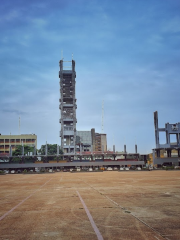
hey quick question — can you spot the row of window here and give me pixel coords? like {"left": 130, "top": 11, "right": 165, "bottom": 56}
{"left": 0, "top": 139, "right": 36, "bottom": 143}
{"left": 0, "top": 145, "right": 20, "bottom": 148}
{"left": 0, "top": 151, "right": 9, "bottom": 153}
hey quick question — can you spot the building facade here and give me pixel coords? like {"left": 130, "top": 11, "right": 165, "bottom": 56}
{"left": 0, "top": 134, "right": 37, "bottom": 156}
{"left": 95, "top": 133, "right": 107, "bottom": 152}
{"left": 153, "top": 111, "right": 180, "bottom": 166}
{"left": 76, "top": 131, "right": 92, "bottom": 152}
{"left": 76, "top": 129, "right": 107, "bottom": 153}
{"left": 59, "top": 59, "right": 77, "bottom": 154}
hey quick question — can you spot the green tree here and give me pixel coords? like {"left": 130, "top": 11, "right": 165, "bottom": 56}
{"left": 12, "top": 145, "right": 35, "bottom": 156}
{"left": 11, "top": 145, "right": 36, "bottom": 163}
{"left": 38, "top": 144, "right": 63, "bottom": 162}
{"left": 12, "top": 145, "right": 22, "bottom": 156}
{"left": 39, "top": 144, "right": 63, "bottom": 155}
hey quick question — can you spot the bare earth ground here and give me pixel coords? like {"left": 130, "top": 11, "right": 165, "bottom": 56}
{"left": 0, "top": 171, "right": 180, "bottom": 240}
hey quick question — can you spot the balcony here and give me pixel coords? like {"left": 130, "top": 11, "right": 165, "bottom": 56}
{"left": 62, "top": 103, "right": 73, "bottom": 107}
{"left": 63, "top": 145, "right": 75, "bottom": 149}
{"left": 63, "top": 129, "right": 74, "bottom": 136}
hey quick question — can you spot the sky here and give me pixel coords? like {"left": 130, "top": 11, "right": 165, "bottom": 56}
{"left": 0, "top": 0, "right": 180, "bottom": 153}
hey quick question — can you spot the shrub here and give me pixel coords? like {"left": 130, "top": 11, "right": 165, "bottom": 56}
{"left": 165, "top": 166, "right": 174, "bottom": 170}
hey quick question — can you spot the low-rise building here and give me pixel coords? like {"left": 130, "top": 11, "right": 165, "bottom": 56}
{"left": 95, "top": 133, "right": 107, "bottom": 152}
{"left": 0, "top": 134, "right": 37, "bottom": 156}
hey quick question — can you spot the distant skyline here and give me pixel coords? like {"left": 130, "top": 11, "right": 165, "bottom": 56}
{"left": 0, "top": 0, "right": 180, "bottom": 153}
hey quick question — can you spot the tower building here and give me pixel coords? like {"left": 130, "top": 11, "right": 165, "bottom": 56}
{"left": 59, "top": 59, "right": 77, "bottom": 155}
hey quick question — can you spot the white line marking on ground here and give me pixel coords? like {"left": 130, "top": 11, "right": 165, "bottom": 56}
{"left": 154, "top": 236, "right": 160, "bottom": 240}
{"left": 105, "top": 195, "right": 167, "bottom": 240}
{"left": 76, "top": 191, "right": 104, "bottom": 240}
{"left": 0, "top": 178, "right": 52, "bottom": 221}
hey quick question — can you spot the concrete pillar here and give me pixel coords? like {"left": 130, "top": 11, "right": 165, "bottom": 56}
{"left": 57, "top": 144, "right": 59, "bottom": 155}
{"left": 21, "top": 140, "right": 24, "bottom": 155}
{"left": 22, "top": 146, "right": 24, "bottom": 156}
{"left": 91, "top": 128, "right": 95, "bottom": 152}
{"left": 167, "top": 149, "right": 171, "bottom": 157}
{"left": 9, "top": 145, "right": 12, "bottom": 157}
{"left": 156, "top": 149, "right": 160, "bottom": 158}
{"left": 124, "top": 145, "right": 126, "bottom": 153}
{"left": 113, "top": 145, "right": 115, "bottom": 153}
{"left": 176, "top": 134, "right": 179, "bottom": 145}
{"left": 45, "top": 141, "right": 48, "bottom": 156}
{"left": 80, "top": 143, "right": 82, "bottom": 154}
{"left": 152, "top": 149, "right": 155, "bottom": 166}
{"left": 154, "top": 111, "right": 159, "bottom": 147}
{"left": 135, "top": 144, "right": 137, "bottom": 154}
{"left": 33, "top": 146, "right": 36, "bottom": 155}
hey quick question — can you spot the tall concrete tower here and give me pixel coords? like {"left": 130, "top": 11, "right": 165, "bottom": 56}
{"left": 59, "top": 59, "right": 77, "bottom": 155}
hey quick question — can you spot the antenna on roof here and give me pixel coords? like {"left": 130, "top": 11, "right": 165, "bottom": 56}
{"left": 72, "top": 53, "right": 73, "bottom": 60}
{"left": 61, "top": 50, "right": 63, "bottom": 60}
{"left": 101, "top": 100, "right": 104, "bottom": 133}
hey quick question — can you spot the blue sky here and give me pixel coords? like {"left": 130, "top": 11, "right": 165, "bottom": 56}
{"left": 0, "top": 0, "right": 180, "bottom": 153}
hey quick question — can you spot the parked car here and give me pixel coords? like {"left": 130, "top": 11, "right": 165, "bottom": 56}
{"left": 89, "top": 168, "right": 93, "bottom": 171}
{"left": 113, "top": 167, "right": 118, "bottom": 170}
{"left": 107, "top": 167, "right": 113, "bottom": 171}
{"left": 120, "top": 167, "right": 124, "bottom": 171}
{"left": 125, "top": 167, "right": 129, "bottom": 171}
{"left": 174, "top": 166, "right": 180, "bottom": 169}
{"left": 136, "top": 167, "right": 141, "bottom": 171}
{"left": 130, "top": 166, "right": 136, "bottom": 170}
{"left": 11, "top": 170, "right": 15, "bottom": 174}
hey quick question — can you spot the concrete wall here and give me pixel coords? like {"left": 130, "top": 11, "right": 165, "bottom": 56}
{"left": 0, "top": 161, "right": 145, "bottom": 169}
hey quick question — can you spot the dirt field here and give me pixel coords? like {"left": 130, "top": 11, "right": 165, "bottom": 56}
{"left": 0, "top": 171, "right": 180, "bottom": 240}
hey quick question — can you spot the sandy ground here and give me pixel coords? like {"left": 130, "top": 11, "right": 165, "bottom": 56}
{"left": 0, "top": 170, "right": 180, "bottom": 240}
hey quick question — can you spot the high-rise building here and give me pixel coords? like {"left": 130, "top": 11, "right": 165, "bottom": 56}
{"left": 59, "top": 59, "right": 77, "bottom": 154}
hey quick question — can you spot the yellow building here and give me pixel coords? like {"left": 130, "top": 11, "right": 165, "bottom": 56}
{"left": 0, "top": 134, "right": 37, "bottom": 155}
